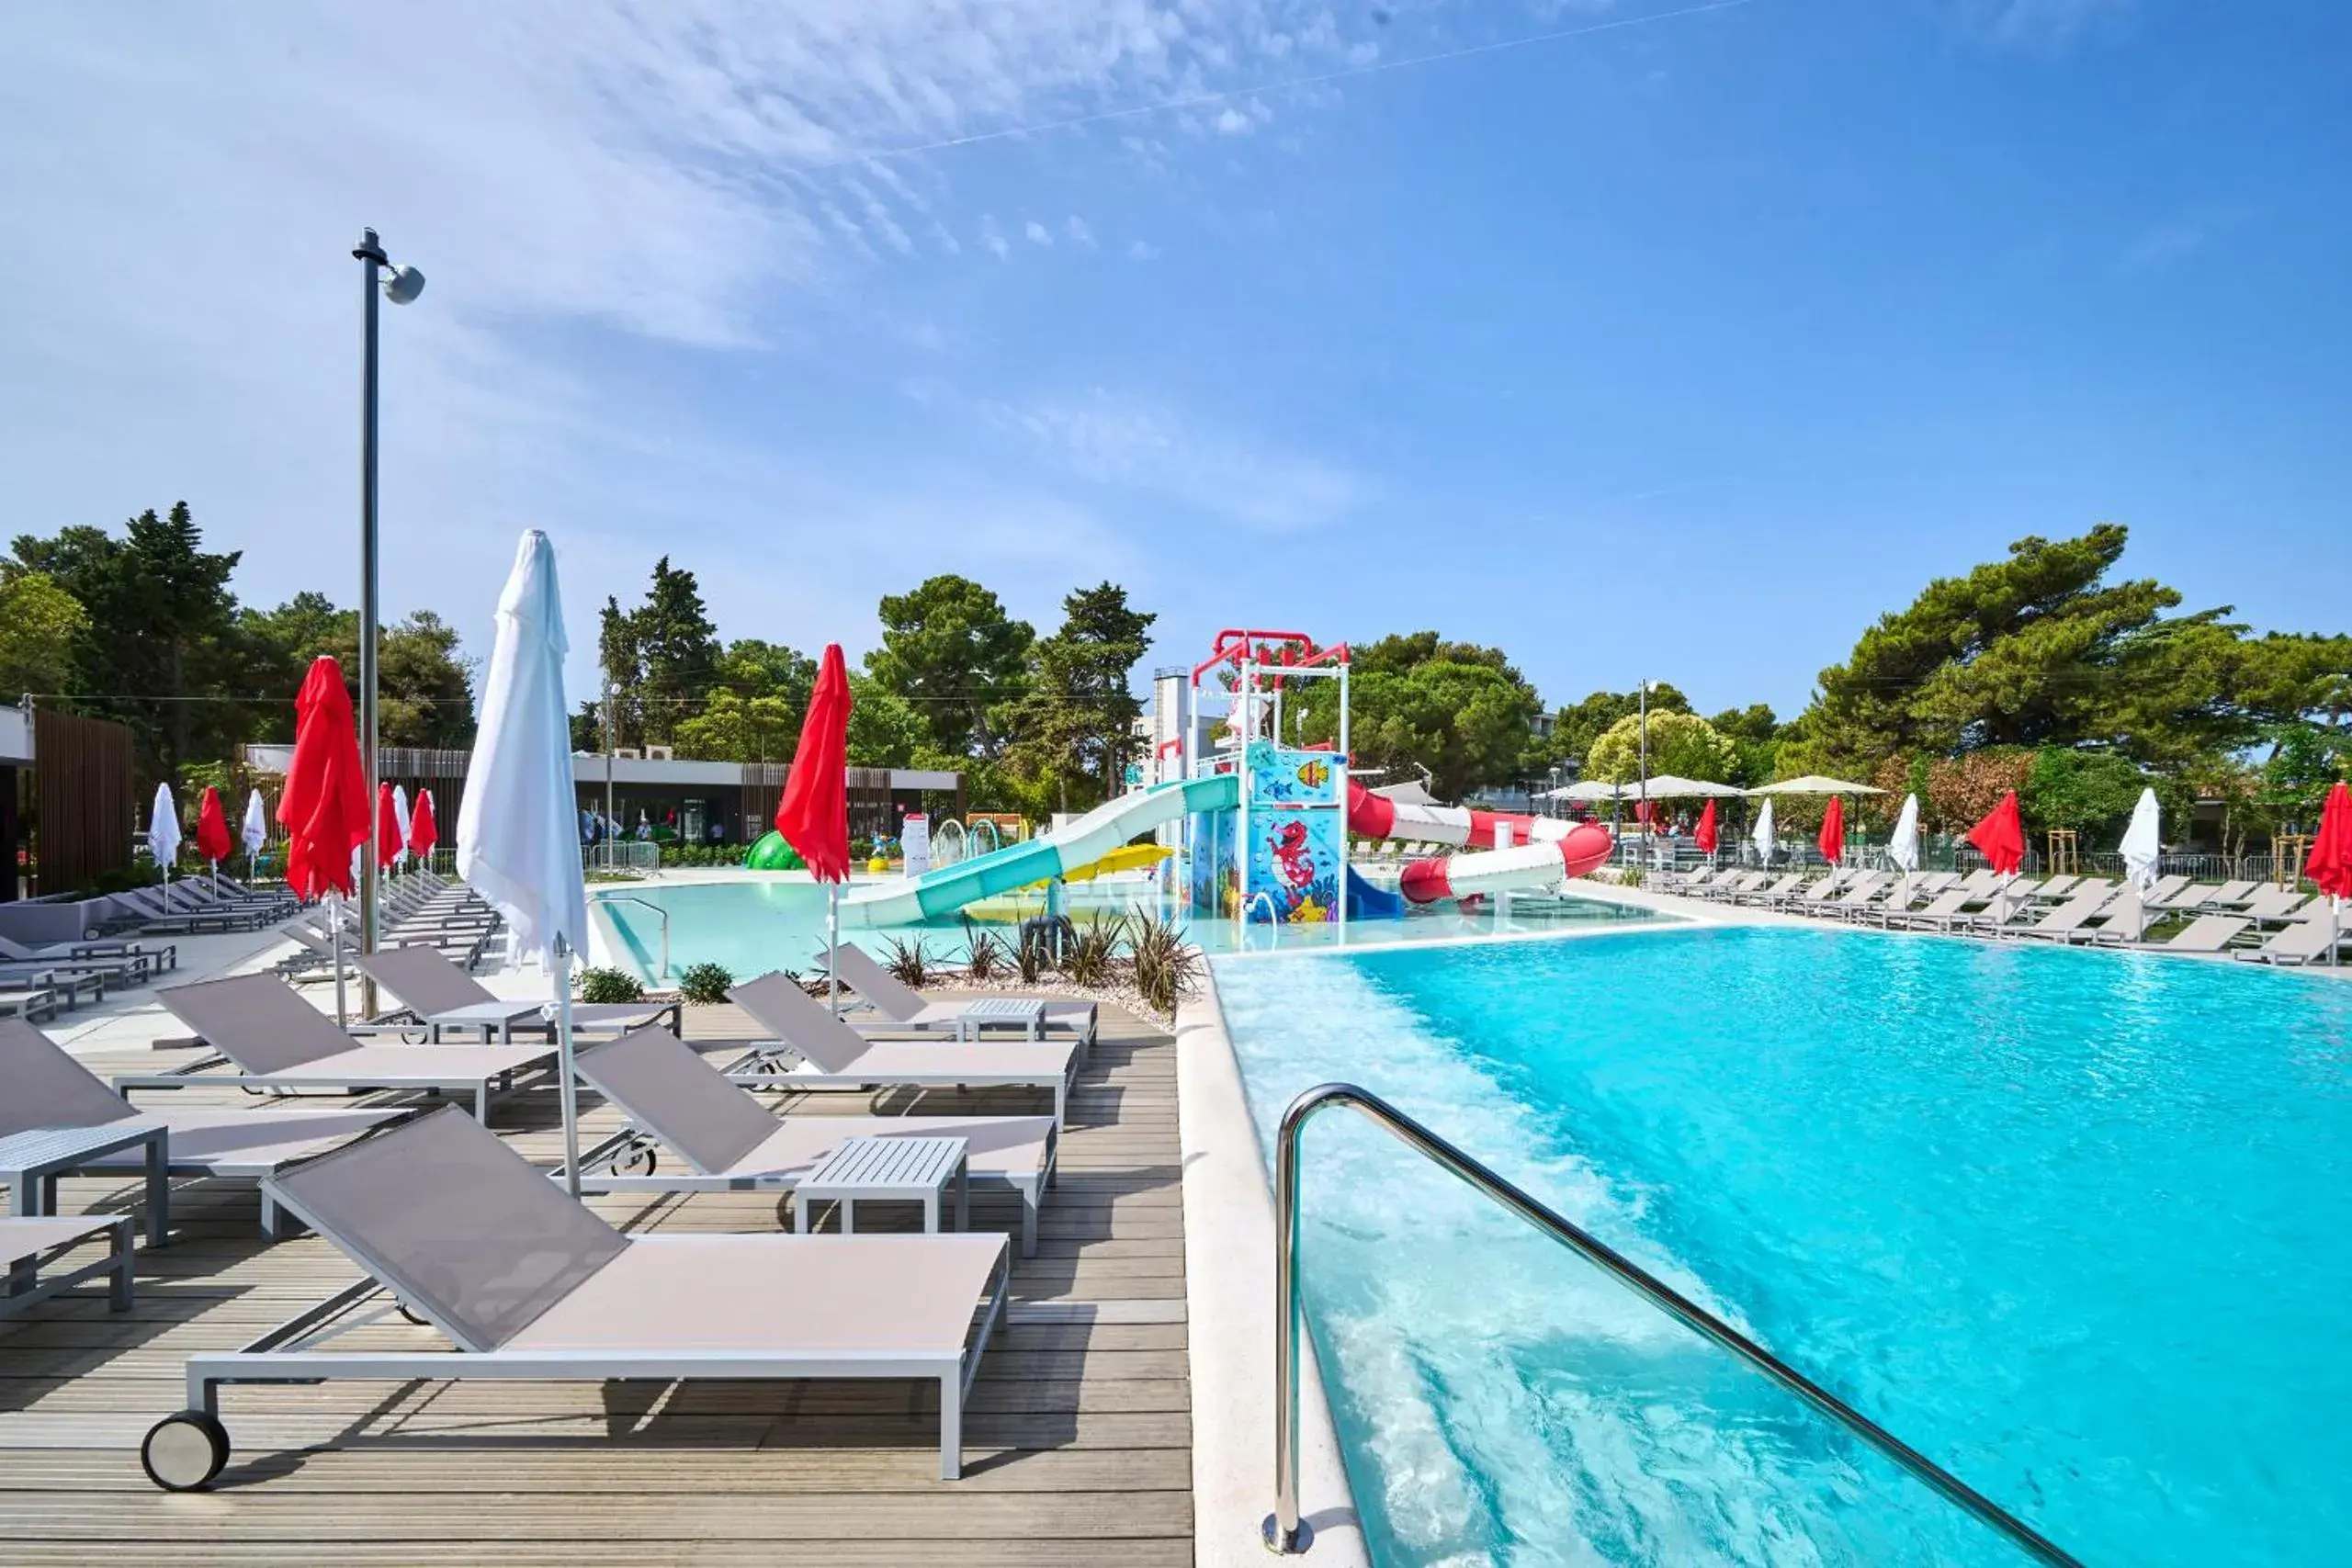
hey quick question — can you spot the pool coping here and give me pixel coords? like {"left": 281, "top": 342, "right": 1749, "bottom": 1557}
{"left": 1178, "top": 964, "right": 1372, "bottom": 1568}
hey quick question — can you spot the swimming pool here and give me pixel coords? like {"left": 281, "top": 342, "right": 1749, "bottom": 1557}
{"left": 594, "top": 874, "right": 1651, "bottom": 978}
{"left": 1213, "top": 926, "right": 2352, "bottom": 1565}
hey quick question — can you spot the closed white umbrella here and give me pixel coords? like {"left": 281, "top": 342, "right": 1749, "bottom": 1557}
{"left": 457, "top": 530, "right": 592, "bottom": 1194}
{"left": 2120, "top": 786, "right": 2162, "bottom": 935}
{"left": 391, "top": 784, "right": 413, "bottom": 873}
{"left": 1887, "top": 792, "right": 1921, "bottom": 903}
{"left": 1751, "top": 796, "right": 1776, "bottom": 868}
{"left": 148, "top": 783, "right": 181, "bottom": 911}
{"left": 240, "top": 788, "right": 268, "bottom": 881}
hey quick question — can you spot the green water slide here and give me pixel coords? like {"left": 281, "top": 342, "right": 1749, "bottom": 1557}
{"left": 841, "top": 773, "right": 1238, "bottom": 927}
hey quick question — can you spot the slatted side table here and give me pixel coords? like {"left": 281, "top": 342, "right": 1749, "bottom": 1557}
{"left": 793, "top": 1135, "right": 968, "bottom": 1236}
{"left": 951, "top": 996, "right": 1047, "bottom": 1042}
{"left": 0, "top": 1122, "right": 169, "bottom": 1298}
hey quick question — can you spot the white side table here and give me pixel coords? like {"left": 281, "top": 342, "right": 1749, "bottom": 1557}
{"left": 952, "top": 996, "right": 1047, "bottom": 1042}
{"left": 794, "top": 1135, "right": 968, "bottom": 1236}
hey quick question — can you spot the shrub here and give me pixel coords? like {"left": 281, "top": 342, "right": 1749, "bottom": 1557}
{"left": 577, "top": 966, "right": 645, "bottom": 1004}
{"left": 960, "top": 918, "right": 1010, "bottom": 982}
{"left": 1015, "top": 925, "right": 1050, "bottom": 984}
{"left": 1063, "top": 913, "right": 1127, "bottom": 989}
{"left": 881, "top": 935, "right": 938, "bottom": 989}
{"left": 1128, "top": 914, "right": 1201, "bottom": 1013}
{"left": 677, "top": 961, "right": 734, "bottom": 1006}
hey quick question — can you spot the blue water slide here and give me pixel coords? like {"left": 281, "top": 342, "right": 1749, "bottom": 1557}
{"left": 842, "top": 773, "right": 1239, "bottom": 927}
{"left": 1344, "top": 865, "right": 1408, "bottom": 920}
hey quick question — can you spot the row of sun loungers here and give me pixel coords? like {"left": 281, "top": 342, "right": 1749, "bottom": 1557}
{"left": 4, "top": 924, "right": 1088, "bottom": 1492}
{"left": 1662, "top": 863, "right": 2345, "bottom": 963}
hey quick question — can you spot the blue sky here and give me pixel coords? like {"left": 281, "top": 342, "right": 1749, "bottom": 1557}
{"left": 3, "top": 0, "right": 2346, "bottom": 720}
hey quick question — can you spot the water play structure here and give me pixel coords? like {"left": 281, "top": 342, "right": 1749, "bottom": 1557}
{"left": 833, "top": 628, "right": 1612, "bottom": 929}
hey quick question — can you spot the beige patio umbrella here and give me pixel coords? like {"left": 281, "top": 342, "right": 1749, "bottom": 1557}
{"left": 1747, "top": 774, "right": 1885, "bottom": 795}
{"left": 1636, "top": 775, "right": 1748, "bottom": 798}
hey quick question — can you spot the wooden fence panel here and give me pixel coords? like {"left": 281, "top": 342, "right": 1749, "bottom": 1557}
{"left": 32, "top": 709, "right": 136, "bottom": 896}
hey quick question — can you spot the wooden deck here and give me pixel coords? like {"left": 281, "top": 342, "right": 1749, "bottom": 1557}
{"left": 0, "top": 998, "right": 1191, "bottom": 1565}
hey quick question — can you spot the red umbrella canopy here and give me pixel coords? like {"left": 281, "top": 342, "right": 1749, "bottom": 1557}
{"left": 775, "top": 643, "right": 854, "bottom": 883}
{"left": 2306, "top": 780, "right": 2352, "bottom": 899}
{"left": 376, "top": 782, "right": 403, "bottom": 870}
{"left": 1817, "top": 795, "right": 1846, "bottom": 865}
{"left": 277, "top": 656, "right": 372, "bottom": 899}
{"left": 1693, "top": 799, "right": 1718, "bottom": 854}
{"left": 408, "top": 788, "right": 438, "bottom": 861}
{"left": 1965, "top": 789, "right": 2027, "bottom": 876}
{"left": 194, "top": 786, "right": 234, "bottom": 865}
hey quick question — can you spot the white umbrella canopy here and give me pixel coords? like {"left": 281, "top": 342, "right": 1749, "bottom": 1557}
{"left": 1751, "top": 797, "right": 1777, "bottom": 864}
{"left": 458, "top": 530, "right": 592, "bottom": 1192}
{"left": 148, "top": 783, "right": 181, "bottom": 908}
{"left": 240, "top": 789, "right": 268, "bottom": 858}
{"left": 1887, "top": 793, "right": 1922, "bottom": 874}
{"left": 1542, "top": 780, "right": 1625, "bottom": 802}
{"left": 2120, "top": 788, "right": 2163, "bottom": 890}
{"left": 1638, "top": 774, "right": 1747, "bottom": 799}
{"left": 391, "top": 784, "right": 413, "bottom": 869}
{"left": 1750, "top": 774, "right": 1886, "bottom": 795}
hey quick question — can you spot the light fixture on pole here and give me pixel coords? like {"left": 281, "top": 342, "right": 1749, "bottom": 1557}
{"left": 352, "top": 227, "right": 424, "bottom": 1017}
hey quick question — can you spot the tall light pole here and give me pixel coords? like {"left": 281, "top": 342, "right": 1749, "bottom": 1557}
{"left": 1637, "top": 679, "right": 1651, "bottom": 852}
{"left": 353, "top": 228, "right": 424, "bottom": 1017}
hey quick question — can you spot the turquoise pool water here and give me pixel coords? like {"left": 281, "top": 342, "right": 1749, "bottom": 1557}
{"left": 1214, "top": 927, "right": 2352, "bottom": 1566}
{"left": 594, "top": 874, "right": 1650, "bottom": 978}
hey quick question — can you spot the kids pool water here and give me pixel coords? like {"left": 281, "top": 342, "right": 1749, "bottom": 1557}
{"left": 1214, "top": 925, "right": 2352, "bottom": 1566}
{"left": 594, "top": 874, "right": 1650, "bottom": 978}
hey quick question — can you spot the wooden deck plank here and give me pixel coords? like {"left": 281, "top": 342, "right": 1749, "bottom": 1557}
{"left": 0, "top": 991, "right": 1192, "bottom": 1562}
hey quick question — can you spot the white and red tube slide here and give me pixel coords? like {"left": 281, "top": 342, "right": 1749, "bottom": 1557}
{"left": 1346, "top": 781, "right": 1614, "bottom": 905}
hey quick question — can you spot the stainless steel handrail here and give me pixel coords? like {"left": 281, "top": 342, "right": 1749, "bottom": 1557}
{"left": 599, "top": 895, "right": 670, "bottom": 979}
{"left": 1267, "top": 1082, "right": 2082, "bottom": 1566}
{"left": 1242, "top": 890, "right": 1281, "bottom": 949}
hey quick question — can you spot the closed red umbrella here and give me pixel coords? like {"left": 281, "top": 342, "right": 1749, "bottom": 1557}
{"left": 1965, "top": 789, "right": 2026, "bottom": 877}
{"left": 194, "top": 786, "right": 233, "bottom": 867}
{"left": 277, "top": 657, "right": 371, "bottom": 900}
{"left": 775, "top": 645, "right": 854, "bottom": 1011}
{"left": 775, "top": 644, "right": 853, "bottom": 880}
{"left": 408, "top": 788, "right": 438, "bottom": 863}
{"left": 2305, "top": 780, "right": 2351, "bottom": 967}
{"left": 1693, "top": 799, "right": 1718, "bottom": 856}
{"left": 1817, "top": 795, "right": 1845, "bottom": 866}
{"left": 377, "top": 782, "right": 402, "bottom": 872}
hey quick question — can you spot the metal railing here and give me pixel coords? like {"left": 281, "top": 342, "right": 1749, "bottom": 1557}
{"left": 1267, "top": 1082, "right": 2081, "bottom": 1565}
{"left": 599, "top": 895, "right": 670, "bottom": 979}
{"left": 584, "top": 840, "right": 660, "bottom": 876}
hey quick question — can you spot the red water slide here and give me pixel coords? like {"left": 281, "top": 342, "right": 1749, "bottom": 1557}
{"left": 1347, "top": 780, "right": 1615, "bottom": 905}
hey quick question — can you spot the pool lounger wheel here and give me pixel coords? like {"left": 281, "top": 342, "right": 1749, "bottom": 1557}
{"left": 141, "top": 1410, "right": 230, "bottom": 1491}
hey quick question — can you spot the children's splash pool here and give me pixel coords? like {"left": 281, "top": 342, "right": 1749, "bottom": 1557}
{"left": 1215, "top": 926, "right": 2352, "bottom": 1566}
{"left": 593, "top": 873, "right": 1653, "bottom": 979}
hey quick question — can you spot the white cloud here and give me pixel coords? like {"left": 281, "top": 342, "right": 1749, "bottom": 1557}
{"left": 1214, "top": 107, "right": 1255, "bottom": 135}
{"left": 1067, "top": 215, "right": 1098, "bottom": 248}
{"left": 0, "top": 0, "right": 1391, "bottom": 680}
{"left": 1024, "top": 219, "right": 1056, "bottom": 246}
{"left": 1966, "top": 0, "right": 2137, "bottom": 52}
{"left": 1128, "top": 239, "right": 1163, "bottom": 261}
{"left": 978, "top": 389, "right": 1365, "bottom": 532}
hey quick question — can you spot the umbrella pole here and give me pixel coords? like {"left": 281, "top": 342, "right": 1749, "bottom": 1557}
{"left": 331, "top": 892, "right": 349, "bottom": 1028}
{"left": 554, "top": 938, "right": 582, "bottom": 1197}
{"left": 827, "top": 881, "right": 842, "bottom": 1018}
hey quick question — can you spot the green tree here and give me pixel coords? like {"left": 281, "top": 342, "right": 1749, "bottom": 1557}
{"left": 0, "top": 569, "right": 88, "bottom": 698}
{"left": 627, "top": 558, "right": 720, "bottom": 747}
{"left": 2020, "top": 748, "right": 2148, "bottom": 838}
{"left": 845, "top": 674, "right": 930, "bottom": 769}
{"left": 1281, "top": 632, "right": 1545, "bottom": 801}
{"left": 1584, "top": 710, "right": 1739, "bottom": 785}
{"left": 239, "top": 596, "right": 475, "bottom": 749}
{"left": 674, "top": 690, "right": 801, "bottom": 762}
{"left": 12, "top": 502, "right": 245, "bottom": 781}
{"left": 866, "top": 575, "right": 1034, "bottom": 758}
{"left": 1003, "top": 583, "right": 1156, "bottom": 813}
{"left": 1551, "top": 683, "right": 1691, "bottom": 769}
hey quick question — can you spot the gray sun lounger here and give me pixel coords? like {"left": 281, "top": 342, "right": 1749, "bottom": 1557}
{"left": 1, "top": 1019, "right": 402, "bottom": 1238}
{"left": 112, "top": 974, "right": 557, "bottom": 1122}
{"left": 355, "top": 944, "right": 680, "bottom": 1042}
{"left": 827, "top": 942, "right": 1097, "bottom": 1054}
{"left": 726, "top": 973, "right": 1079, "bottom": 1131}
{"left": 2013, "top": 884, "right": 2122, "bottom": 942}
{"left": 2233, "top": 912, "right": 2343, "bottom": 966}
{"left": 0, "top": 932, "right": 175, "bottom": 983}
{"left": 2154, "top": 914, "right": 2253, "bottom": 953}
{"left": 2, "top": 1215, "right": 134, "bottom": 1317}
{"left": 573, "top": 1023, "right": 1057, "bottom": 1256}
{"left": 138, "top": 1105, "right": 1009, "bottom": 1489}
